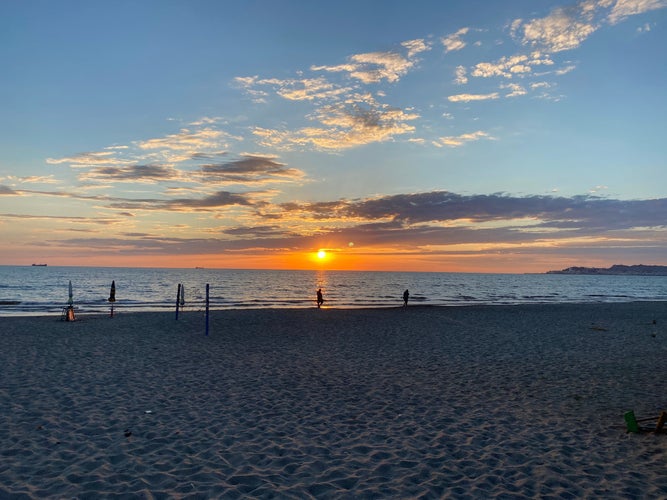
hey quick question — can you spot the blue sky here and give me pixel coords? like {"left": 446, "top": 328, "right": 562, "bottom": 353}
{"left": 1, "top": 0, "right": 666, "bottom": 271}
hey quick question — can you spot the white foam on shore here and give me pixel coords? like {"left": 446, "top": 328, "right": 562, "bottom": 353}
{"left": 1, "top": 303, "right": 666, "bottom": 497}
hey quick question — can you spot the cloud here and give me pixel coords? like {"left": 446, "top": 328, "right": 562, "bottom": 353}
{"left": 235, "top": 40, "right": 426, "bottom": 153}
{"left": 441, "top": 27, "right": 470, "bottom": 52}
{"left": 46, "top": 151, "right": 124, "bottom": 168}
{"left": 502, "top": 82, "right": 528, "bottom": 97}
{"left": 435, "top": 131, "right": 494, "bottom": 147}
{"left": 79, "top": 164, "right": 183, "bottom": 183}
{"left": 513, "top": 1, "right": 602, "bottom": 53}
{"left": 188, "top": 116, "right": 222, "bottom": 126}
{"left": 401, "top": 38, "right": 431, "bottom": 58}
{"left": 107, "top": 190, "right": 255, "bottom": 213}
{"left": 520, "top": 8, "right": 598, "bottom": 52}
{"left": 199, "top": 155, "right": 305, "bottom": 184}
{"left": 531, "top": 81, "right": 552, "bottom": 90}
{"left": 608, "top": 0, "right": 667, "bottom": 24}
{"left": 5, "top": 175, "right": 59, "bottom": 185}
{"left": 554, "top": 64, "right": 577, "bottom": 75}
{"left": 277, "top": 78, "right": 351, "bottom": 101}
{"left": 454, "top": 65, "right": 468, "bottom": 85}
{"left": 42, "top": 121, "right": 291, "bottom": 197}
{"left": 0, "top": 185, "right": 18, "bottom": 195}
{"left": 137, "top": 127, "right": 227, "bottom": 153}
{"left": 0, "top": 212, "right": 119, "bottom": 224}
{"left": 279, "top": 191, "right": 667, "bottom": 232}
{"left": 46, "top": 122, "right": 238, "bottom": 179}
{"left": 26, "top": 190, "right": 667, "bottom": 259}
{"left": 471, "top": 52, "right": 554, "bottom": 79}
{"left": 511, "top": 0, "right": 667, "bottom": 53}
{"left": 312, "top": 50, "right": 416, "bottom": 84}
{"left": 447, "top": 92, "right": 500, "bottom": 103}
{"left": 233, "top": 75, "right": 269, "bottom": 103}
{"left": 253, "top": 95, "right": 419, "bottom": 151}
{"left": 236, "top": 76, "right": 351, "bottom": 102}
{"left": 221, "top": 225, "right": 290, "bottom": 237}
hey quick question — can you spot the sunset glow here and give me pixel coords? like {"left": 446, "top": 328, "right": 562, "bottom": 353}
{"left": 1, "top": 1, "right": 666, "bottom": 272}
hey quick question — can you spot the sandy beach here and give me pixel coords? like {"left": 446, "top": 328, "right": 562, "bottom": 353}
{"left": 1, "top": 302, "right": 666, "bottom": 498}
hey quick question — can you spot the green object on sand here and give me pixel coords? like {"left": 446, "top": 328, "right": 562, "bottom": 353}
{"left": 624, "top": 410, "right": 640, "bottom": 433}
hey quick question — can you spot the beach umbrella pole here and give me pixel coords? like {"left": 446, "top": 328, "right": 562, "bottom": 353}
{"left": 205, "top": 283, "right": 210, "bottom": 336}
{"left": 175, "top": 283, "right": 181, "bottom": 320}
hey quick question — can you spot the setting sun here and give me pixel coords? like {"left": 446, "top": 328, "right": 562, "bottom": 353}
{"left": 317, "top": 250, "right": 327, "bottom": 260}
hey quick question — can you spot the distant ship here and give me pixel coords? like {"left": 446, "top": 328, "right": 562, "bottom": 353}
{"left": 31, "top": 263, "right": 47, "bottom": 267}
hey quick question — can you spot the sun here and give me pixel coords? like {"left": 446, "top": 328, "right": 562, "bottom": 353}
{"left": 317, "top": 250, "right": 327, "bottom": 260}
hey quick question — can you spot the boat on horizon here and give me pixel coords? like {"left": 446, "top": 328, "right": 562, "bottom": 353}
{"left": 31, "top": 263, "right": 47, "bottom": 267}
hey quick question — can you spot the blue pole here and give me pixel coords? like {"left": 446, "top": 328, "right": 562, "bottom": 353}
{"left": 175, "top": 283, "right": 181, "bottom": 320}
{"left": 205, "top": 283, "right": 210, "bottom": 336}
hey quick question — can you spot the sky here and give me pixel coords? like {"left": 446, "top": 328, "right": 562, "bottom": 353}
{"left": 1, "top": 0, "right": 666, "bottom": 273}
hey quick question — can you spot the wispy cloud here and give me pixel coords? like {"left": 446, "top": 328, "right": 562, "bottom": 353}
{"left": 448, "top": 92, "right": 500, "bottom": 103}
{"left": 441, "top": 27, "right": 470, "bottom": 52}
{"left": 0, "top": 212, "right": 120, "bottom": 225}
{"left": 47, "top": 151, "right": 125, "bottom": 168}
{"left": 502, "top": 82, "right": 528, "bottom": 97}
{"left": 5, "top": 175, "right": 59, "bottom": 185}
{"left": 608, "top": 0, "right": 667, "bottom": 25}
{"left": 235, "top": 76, "right": 351, "bottom": 102}
{"left": 435, "top": 131, "right": 494, "bottom": 147}
{"left": 401, "top": 38, "right": 431, "bottom": 58}
{"left": 136, "top": 127, "right": 231, "bottom": 162}
{"left": 454, "top": 65, "right": 468, "bottom": 85}
{"left": 471, "top": 52, "right": 554, "bottom": 79}
{"left": 253, "top": 94, "right": 419, "bottom": 151}
{"left": 512, "top": 0, "right": 667, "bottom": 53}
{"left": 312, "top": 49, "right": 418, "bottom": 84}
{"left": 515, "top": 6, "right": 599, "bottom": 53}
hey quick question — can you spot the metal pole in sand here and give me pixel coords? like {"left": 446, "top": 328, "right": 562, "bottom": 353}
{"left": 205, "top": 283, "right": 210, "bottom": 336}
{"left": 175, "top": 283, "right": 181, "bottom": 320}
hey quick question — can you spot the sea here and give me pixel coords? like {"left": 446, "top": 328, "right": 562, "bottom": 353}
{"left": 2, "top": 265, "right": 667, "bottom": 317}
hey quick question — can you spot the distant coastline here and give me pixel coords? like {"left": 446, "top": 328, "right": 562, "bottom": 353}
{"left": 547, "top": 264, "right": 667, "bottom": 276}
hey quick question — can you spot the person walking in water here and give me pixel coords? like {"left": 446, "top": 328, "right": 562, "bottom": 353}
{"left": 403, "top": 289, "right": 410, "bottom": 307}
{"left": 317, "top": 288, "right": 324, "bottom": 308}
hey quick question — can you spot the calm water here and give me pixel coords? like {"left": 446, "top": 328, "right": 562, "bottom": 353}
{"left": 1, "top": 266, "right": 667, "bottom": 316}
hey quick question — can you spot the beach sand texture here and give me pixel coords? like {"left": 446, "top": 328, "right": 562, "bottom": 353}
{"left": 1, "top": 303, "right": 666, "bottom": 498}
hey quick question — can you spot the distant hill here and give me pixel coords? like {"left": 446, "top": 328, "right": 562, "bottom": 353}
{"left": 547, "top": 264, "right": 667, "bottom": 275}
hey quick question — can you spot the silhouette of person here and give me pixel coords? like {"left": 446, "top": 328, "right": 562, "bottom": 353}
{"left": 403, "top": 289, "right": 409, "bottom": 307}
{"left": 317, "top": 288, "right": 324, "bottom": 308}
